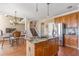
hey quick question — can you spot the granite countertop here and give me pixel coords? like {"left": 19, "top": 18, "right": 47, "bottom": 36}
{"left": 27, "top": 37, "right": 58, "bottom": 44}
{"left": 28, "top": 37, "right": 48, "bottom": 44}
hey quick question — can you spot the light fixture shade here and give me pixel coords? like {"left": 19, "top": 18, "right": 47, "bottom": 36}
{"left": 36, "top": 3, "right": 38, "bottom": 12}
{"left": 47, "top": 3, "right": 50, "bottom": 16}
{"left": 10, "top": 20, "right": 13, "bottom": 23}
{"left": 9, "top": 11, "right": 24, "bottom": 25}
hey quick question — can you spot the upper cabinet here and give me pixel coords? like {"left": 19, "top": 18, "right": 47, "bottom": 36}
{"left": 54, "top": 12, "right": 78, "bottom": 48}
{"left": 77, "top": 12, "right": 79, "bottom": 26}
{"left": 64, "top": 14, "right": 71, "bottom": 27}
{"left": 54, "top": 12, "right": 78, "bottom": 28}
{"left": 54, "top": 17, "right": 60, "bottom": 23}
{"left": 61, "top": 16, "right": 65, "bottom": 24}
{"left": 70, "top": 13, "right": 77, "bottom": 27}
{"left": 54, "top": 16, "right": 64, "bottom": 23}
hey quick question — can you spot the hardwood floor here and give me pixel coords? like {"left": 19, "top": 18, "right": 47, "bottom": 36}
{"left": 58, "top": 46, "right": 79, "bottom": 56}
{"left": 0, "top": 40, "right": 79, "bottom": 56}
{"left": 0, "top": 40, "right": 26, "bottom": 56}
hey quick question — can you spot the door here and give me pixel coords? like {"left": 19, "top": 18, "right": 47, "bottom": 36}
{"left": 41, "top": 23, "right": 44, "bottom": 37}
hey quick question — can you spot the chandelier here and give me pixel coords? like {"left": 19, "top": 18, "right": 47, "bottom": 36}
{"left": 9, "top": 11, "right": 23, "bottom": 25}
{"left": 35, "top": 3, "right": 50, "bottom": 18}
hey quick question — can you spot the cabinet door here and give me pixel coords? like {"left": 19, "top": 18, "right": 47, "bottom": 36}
{"left": 77, "top": 12, "right": 79, "bottom": 25}
{"left": 54, "top": 18, "right": 59, "bottom": 23}
{"left": 70, "top": 35, "right": 77, "bottom": 48}
{"left": 70, "top": 13, "right": 77, "bottom": 27}
{"left": 57, "top": 17, "right": 62, "bottom": 23}
{"left": 54, "top": 16, "right": 65, "bottom": 24}
{"left": 58, "top": 17, "right": 61, "bottom": 23}
{"left": 77, "top": 12, "right": 79, "bottom": 48}
{"left": 64, "top": 15, "right": 71, "bottom": 27}
{"left": 43, "top": 46, "right": 49, "bottom": 56}
{"left": 35, "top": 41, "right": 49, "bottom": 56}
{"left": 65, "top": 35, "right": 78, "bottom": 48}
{"left": 59, "top": 16, "right": 66, "bottom": 23}
{"left": 54, "top": 18, "right": 57, "bottom": 23}
{"left": 54, "top": 17, "right": 61, "bottom": 23}
{"left": 60, "top": 16, "right": 65, "bottom": 23}
{"left": 48, "top": 39, "right": 59, "bottom": 55}
{"left": 64, "top": 35, "right": 70, "bottom": 46}
{"left": 35, "top": 39, "right": 59, "bottom": 56}
{"left": 35, "top": 46, "right": 44, "bottom": 56}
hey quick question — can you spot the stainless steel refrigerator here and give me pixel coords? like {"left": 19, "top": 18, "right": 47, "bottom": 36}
{"left": 48, "top": 23, "right": 65, "bottom": 46}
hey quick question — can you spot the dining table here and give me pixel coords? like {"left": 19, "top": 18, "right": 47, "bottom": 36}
{"left": 0, "top": 33, "right": 26, "bottom": 48}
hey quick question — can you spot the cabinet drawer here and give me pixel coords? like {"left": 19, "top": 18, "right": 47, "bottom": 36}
{"left": 64, "top": 35, "right": 77, "bottom": 47}
{"left": 64, "top": 36, "right": 70, "bottom": 46}
{"left": 70, "top": 38, "right": 77, "bottom": 47}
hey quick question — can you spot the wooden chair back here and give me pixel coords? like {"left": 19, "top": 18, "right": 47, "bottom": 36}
{"left": 12, "top": 31, "right": 21, "bottom": 37}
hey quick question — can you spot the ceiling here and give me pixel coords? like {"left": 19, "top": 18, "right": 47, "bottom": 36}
{"left": 0, "top": 3, "right": 79, "bottom": 20}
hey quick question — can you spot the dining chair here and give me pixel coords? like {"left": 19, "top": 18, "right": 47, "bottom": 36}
{"left": 0, "top": 30, "right": 10, "bottom": 48}
{"left": 10, "top": 30, "right": 21, "bottom": 46}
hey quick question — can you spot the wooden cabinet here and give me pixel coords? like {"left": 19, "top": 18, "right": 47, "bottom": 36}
{"left": 35, "top": 39, "right": 59, "bottom": 56}
{"left": 70, "top": 35, "right": 77, "bottom": 48}
{"left": 54, "top": 12, "right": 78, "bottom": 49}
{"left": 35, "top": 41, "right": 48, "bottom": 56}
{"left": 64, "top": 15, "right": 71, "bottom": 27}
{"left": 55, "top": 15, "right": 71, "bottom": 27}
{"left": 35, "top": 46, "right": 44, "bottom": 56}
{"left": 77, "top": 12, "right": 79, "bottom": 26}
{"left": 64, "top": 35, "right": 69, "bottom": 46}
{"left": 61, "top": 16, "right": 65, "bottom": 23}
{"left": 54, "top": 12, "right": 78, "bottom": 27}
{"left": 54, "top": 18, "right": 57, "bottom": 23}
{"left": 70, "top": 13, "right": 77, "bottom": 27}
{"left": 54, "top": 17, "right": 60, "bottom": 23}
{"left": 64, "top": 13, "right": 77, "bottom": 27}
{"left": 64, "top": 35, "right": 77, "bottom": 48}
{"left": 58, "top": 17, "right": 62, "bottom": 23}
{"left": 54, "top": 17, "right": 64, "bottom": 23}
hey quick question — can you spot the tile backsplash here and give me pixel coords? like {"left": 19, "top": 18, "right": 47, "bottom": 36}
{"left": 65, "top": 27, "right": 77, "bottom": 35}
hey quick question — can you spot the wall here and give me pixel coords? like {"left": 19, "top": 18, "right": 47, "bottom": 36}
{"left": 36, "top": 18, "right": 54, "bottom": 36}
{"left": 24, "top": 18, "right": 55, "bottom": 37}
{"left": 25, "top": 20, "right": 32, "bottom": 37}
{"left": 0, "top": 15, "right": 25, "bottom": 34}
{"left": 15, "top": 24, "right": 25, "bottom": 31}
{"left": 24, "top": 18, "right": 54, "bottom": 37}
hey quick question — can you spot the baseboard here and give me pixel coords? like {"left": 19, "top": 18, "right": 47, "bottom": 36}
{"left": 65, "top": 45, "right": 77, "bottom": 49}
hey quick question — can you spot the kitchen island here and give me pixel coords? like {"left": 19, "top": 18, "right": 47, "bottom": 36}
{"left": 26, "top": 37, "right": 59, "bottom": 56}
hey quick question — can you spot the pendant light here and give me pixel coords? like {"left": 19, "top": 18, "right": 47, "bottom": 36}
{"left": 36, "top": 3, "right": 38, "bottom": 12}
{"left": 10, "top": 11, "right": 23, "bottom": 25}
{"left": 35, "top": 3, "right": 39, "bottom": 20}
{"left": 47, "top": 3, "right": 50, "bottom": 16}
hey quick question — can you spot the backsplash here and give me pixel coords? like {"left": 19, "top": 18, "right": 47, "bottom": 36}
{"left": 65, "top": 27, "right": 77, "bottom": 35}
